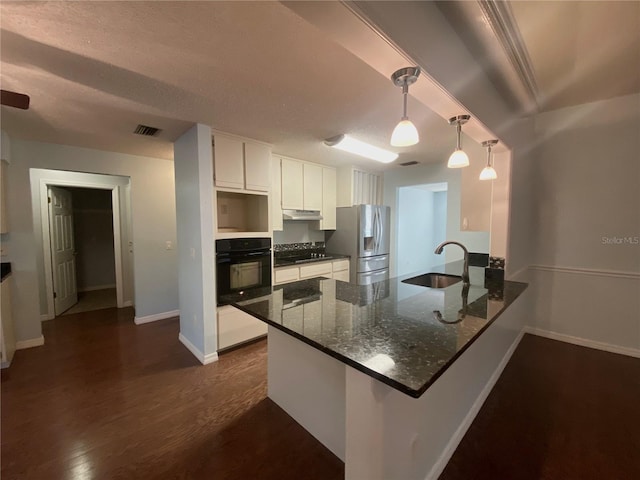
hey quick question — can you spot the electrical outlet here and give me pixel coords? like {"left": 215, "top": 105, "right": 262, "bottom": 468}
{"left": 165, "top": 241, "right": 173, "bottom": 250}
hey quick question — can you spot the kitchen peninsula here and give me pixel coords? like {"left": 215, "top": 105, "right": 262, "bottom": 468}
{"left": 224, "top": 263, "right": 527, "bottom": 479}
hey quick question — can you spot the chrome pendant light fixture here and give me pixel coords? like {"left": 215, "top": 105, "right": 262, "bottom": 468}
{"left": 479, "top": 139, "right": 499, "bottom": 180}
{"left": 390, "top": 66, "right": 420, "bottom": 147}
{"left": 447, "top": 115, "right": 471, "bottom": 168}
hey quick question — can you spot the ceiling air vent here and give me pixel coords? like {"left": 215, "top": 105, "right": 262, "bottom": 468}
{"left": 133, "top": 124, "right": 161, "bottom": 136}
{"left": 399, "top": 161, "right": 419, "bottom": 166}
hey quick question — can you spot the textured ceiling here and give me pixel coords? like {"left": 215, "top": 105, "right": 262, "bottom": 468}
{"left": 0, "top": 1, "right": 457, "bottom": 169}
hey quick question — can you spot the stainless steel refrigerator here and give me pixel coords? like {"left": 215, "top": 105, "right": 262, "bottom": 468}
{"left": 326, "top": 205, "right": 390, "bottom": 285}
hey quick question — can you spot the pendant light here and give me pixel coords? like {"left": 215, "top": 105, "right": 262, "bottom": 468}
{"left": 479, "top": 140, "right": 498, "bottom": 180}
{"left": 390, "top": 67, "right": 421, "bottom": 147}
{"left": 447, "top": 115, "right": 471, "bottom": 168}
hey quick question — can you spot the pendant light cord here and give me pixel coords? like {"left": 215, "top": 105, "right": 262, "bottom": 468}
{"left": 456, "top": 123, "right": 462, "bottom": 150}
{"left": 402, "top": 82, "right": 409, "bottom": 120}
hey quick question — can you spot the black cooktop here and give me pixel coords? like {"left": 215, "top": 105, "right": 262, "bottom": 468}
{"left": 274, "top": 254, "right": 335, "bottom": 267}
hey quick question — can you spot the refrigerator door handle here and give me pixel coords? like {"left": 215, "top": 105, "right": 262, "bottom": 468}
{"left": 372, "top": 208, "right": 378, "bottom": 254}
{"left": 375, "top": 207, "right": 382, "bottom": 255}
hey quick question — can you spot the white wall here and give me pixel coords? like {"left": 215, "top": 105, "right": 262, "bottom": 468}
{"left": 7, "top": 138, "right": 177, "bottom": 343}
{"left": 433, "top": 191, "right": 447, "bottom": 249}
{"left": 273, "top": 222, "right": 325, "bottom": 245}
{"left": 528, "top": 94, "right": 640, "bottom": 354}
{"left": 384, "top": 163, "right": 490, "bottom": 276}
{"left": 173, "top": 124, "right": 218, "bottom": 363}
{"left": 396, "top": 186, "right": 448, "bottom": 277}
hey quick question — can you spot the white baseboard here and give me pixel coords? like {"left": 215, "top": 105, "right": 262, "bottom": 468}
{"left": 121, "top": 300, "right": 133, "bottom": 308}
{"left": 134, "top": 309, "right": 179, "bottom": 325}
{"left": 40, "top": 313, "right": 55, "bottom": 322}
{"left": 178, "top": 333, "right": 219, "bottom": 365}
{"left": 427, "top": 329, "right": 526, "bottom": 480}
{"left": 15, "top": 335, "right": 45, "bottom": 350}
{"left": 78, "top": 284, "right": 117, "bottom": 292}
{"left": 524, "top": 327, "right": 640, "bottom": 358}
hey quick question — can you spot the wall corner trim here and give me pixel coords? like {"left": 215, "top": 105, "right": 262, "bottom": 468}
{"left": 426, "top": 328, "right": 526, "bottom": 480}
{"left": 524, "top": 327, "right": 640, "bottom": 359}
{"left": 178, "top": 333, "right": 219, "bottom": 365}
{"left": 15, "top": 335, "right": 45, "bottom": 350}
{"left": 529, "top": 264, "right": 640, "bottom": 280}
{"left": 134, "top": 309, "right": 180, "bottom": 325}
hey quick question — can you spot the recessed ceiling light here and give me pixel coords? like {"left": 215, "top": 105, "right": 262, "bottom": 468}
{"left": 324, "top": 134, "right": 398, "bottom": 163}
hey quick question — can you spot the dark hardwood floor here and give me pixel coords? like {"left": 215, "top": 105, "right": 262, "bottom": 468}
{"left": 4, "top": 310, "right": 638, "bottom": 480}
{"left": 440, "top": 334, "right": 640, "bottom": 480}
{"left": 1, "top": 307, "right": 344, "bottom": 480}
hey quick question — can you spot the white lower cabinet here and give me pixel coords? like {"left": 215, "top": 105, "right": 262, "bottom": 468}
{"left": 332, "top": 270, "right": 350, "bottom": 282}
{"left": 299, "top": 261, "right": 332, "bottom": 280}
{"left": 1, "top": 276, "right": 15, "bottom": 368}
{"left": 274, "top": 266, "right": 300, "bottom": 285}
{"left": 217, "top": 304, "right": 267, "bottom": 351}
{"left": 274, "top": 259, "right": 350, "bottom": 285}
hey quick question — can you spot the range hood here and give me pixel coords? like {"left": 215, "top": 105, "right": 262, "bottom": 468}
{"left": 282, "top": 209, "right": 323, "bottom": 221}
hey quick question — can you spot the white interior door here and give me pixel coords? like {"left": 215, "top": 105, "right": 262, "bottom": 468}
{"left": 48, "top": 186, "right": 78, "bottom": 315}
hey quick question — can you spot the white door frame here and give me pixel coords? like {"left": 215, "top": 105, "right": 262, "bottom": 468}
{"left": 39, "top": 178, "right": 125, "bottom": 317}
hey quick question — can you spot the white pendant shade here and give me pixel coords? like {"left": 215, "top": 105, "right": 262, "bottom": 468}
{"left": 447, "top": 149, "right": 469, "bottom": 168}
{"left": 390, "top": 119, "right": 419, "bottom": 147}
{"left": 479, "top": 166, "right": 497, "bottom": 180}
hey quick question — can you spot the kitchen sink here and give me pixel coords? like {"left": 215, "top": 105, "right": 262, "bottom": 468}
{"left": 402, "top": 273, "right": 462, "bottom": 289}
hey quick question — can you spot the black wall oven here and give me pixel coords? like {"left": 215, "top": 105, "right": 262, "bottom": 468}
{"left": 216, "top": 237, "right": 272, "bottom": 306}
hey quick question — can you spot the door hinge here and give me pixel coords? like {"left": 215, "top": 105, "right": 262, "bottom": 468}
{"left": 48, "top": 197, "right": 52, "bottom": 204}
{"left": 53, "top": 292, "right": 57, "bottom": 298}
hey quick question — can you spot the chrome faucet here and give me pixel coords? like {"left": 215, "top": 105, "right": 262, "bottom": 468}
{"left": 434, "top": 241, "right": 470, "bottom": 285}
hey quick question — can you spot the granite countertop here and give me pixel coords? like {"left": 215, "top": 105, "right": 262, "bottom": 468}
{"left": 223, "top": 262, "right": 527, "bottom": 398}
{"left": 274, "top": 253, "right": 350, "bottom": 268}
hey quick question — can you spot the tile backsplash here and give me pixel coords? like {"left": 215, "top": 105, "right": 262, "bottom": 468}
{"left": 273, "top": 242, "right": 325, "bottom": 253}
{"left": 489, "top": 256, "right": 506, "bottom": 269}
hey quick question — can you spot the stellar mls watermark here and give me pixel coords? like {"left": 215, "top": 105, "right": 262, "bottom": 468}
{"left": 601, "top": 236, "right": 639, "bottom": 245}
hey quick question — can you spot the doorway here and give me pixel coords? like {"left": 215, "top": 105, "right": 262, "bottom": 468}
{"left": 49, "top": 186, "right": 118, "bottom": 316}
{"left": 396, "top": 183, "right": 448, "bottom": 277}
{"left": 31, "top": 168, "right": 134, "bottom": 321}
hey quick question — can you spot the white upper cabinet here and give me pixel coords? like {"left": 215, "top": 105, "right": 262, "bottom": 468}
{"left": 275, "top": 157, "right": 337, "bottom": 230}
{"left": 303, "top": 163, "right": 322, "bottom": 210}
{"left": 281, "top": 158, "right": 304, "bottom": 210}
{"left": 214, "top": 136, "right": 244, "bottom": 189}
{"left": 319, "top": 167, "right": 336, "bottom": 230}
{"left": 271, "top": 157, "right": 283, "bottom": 231}
{"left": 244, "top": 143, "right": 271, "bottom": 192}
{"left": 213, "top": 134, "right": 271, "bottom": 192}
